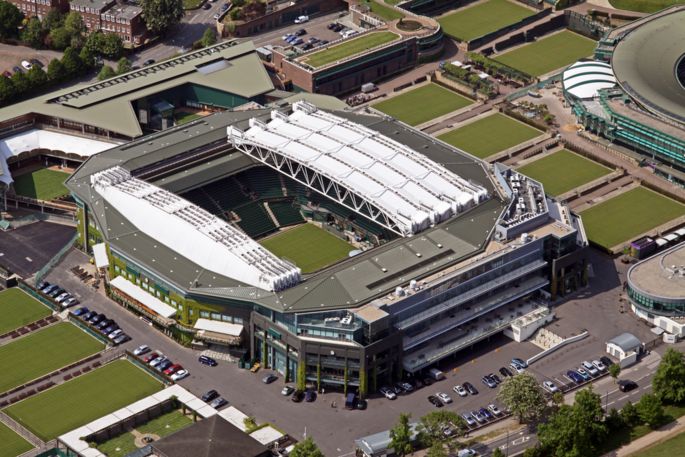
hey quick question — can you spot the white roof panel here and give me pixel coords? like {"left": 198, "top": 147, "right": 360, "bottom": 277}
{"left": 110, "top": 276, "right": 178, "bottom": 318}
{"left": 194, "top": 318, "right": 243, "bottom": 336}
{"left": 250, "top": 425, "right": 284, "bottom": 445}
{"left": 92, "top": 243, "right": 109, "bottom": 268}
{"left": 562, "top": 61, "right": 616, "bottom": 100}
{"left": 219, "top": 406, "right": 250, "bottom": 431}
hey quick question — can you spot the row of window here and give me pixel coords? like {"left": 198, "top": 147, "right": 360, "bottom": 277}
{"left": 628, "top": 287, "right": 685, "bottom": 314}
{"left": 198, "top": 310, "right": 243, "bottom": 325}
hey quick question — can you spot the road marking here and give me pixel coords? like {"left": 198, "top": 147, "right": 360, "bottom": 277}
{"left": 607, "top": 401, "right": 615, "bottom": 406}
{"left": 642, "top": 383, "right": 652, "bottom": 391}
{"left": 0, "top": 252, "right": 4, "bottom": 256}
{"left": 25, "top": 257, "right": 32, "bottom": 262}
{"left": 512, "top": 436, "right": 530, "bottom": 445}
{"left": 617, "top": 395, "right": 629, "bottom": 401}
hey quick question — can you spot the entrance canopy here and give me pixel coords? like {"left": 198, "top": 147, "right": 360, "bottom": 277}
{"left": 110, "top": 275, "right": 177, "bottom": 318}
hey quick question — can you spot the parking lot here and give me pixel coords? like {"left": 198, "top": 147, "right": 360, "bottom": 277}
{"left": 0, "top": 222, "right": 75, "bottom": 278}
{"left": 0, "top": 43, "right": 60, "bottom": 78}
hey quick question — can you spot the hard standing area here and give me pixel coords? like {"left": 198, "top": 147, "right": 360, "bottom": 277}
{"left": 493, "top": 30, "right": 597, "bottom": 77}
{"left": 4, "top": 359, "right": 163, "bottom": 442}
{"left": 580, "top": 186, "right": 685, "bottom": 250}
{"left": 437, "top": 0, "right": 535, "bottom": 41}
{"left": 437, "top": 113, "right": 543, "bottom": 159}
{"left": 373, "top": 83, "right": 473, "bottom": 126}
{"left": 0, "top": 288, "right": 51, "bottom": 335}
{"left": 517, "top": 149, "right": 612, "bottom": 196}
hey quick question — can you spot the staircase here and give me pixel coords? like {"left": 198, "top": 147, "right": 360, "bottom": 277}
{"left": 530, "top": 327, "right": 563, "bottom": 350}
{"left": 0, "top": 411, "right": 44, "bottom": 448}
{"left": 263, "top": 202, "right": 281, "bottom": 228}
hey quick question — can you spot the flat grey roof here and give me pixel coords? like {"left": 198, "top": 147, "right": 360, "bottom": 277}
{"left": 70, "top": 0, "right": 112, "bottom": 10}
{"left": 628, "top": 241, "right": 685, "bottom": 301}
{"left": 611, "top": 7, "right": 685, "bottom": 125}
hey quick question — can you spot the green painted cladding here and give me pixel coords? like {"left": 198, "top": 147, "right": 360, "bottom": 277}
{"left": 182, "top": 84, "right": 252, "bottom": 109}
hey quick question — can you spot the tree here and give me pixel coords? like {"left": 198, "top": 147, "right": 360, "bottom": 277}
{"left": 61, "top": 46, "right": 83, "bottom": 76}
{"left": 79, "top": 45, "right": 97, "bottom": 69}
{"left": 42, "top": 8, "right": 64, "bottom": 31}
{"left": 116, "top": 57, "right": 132, "bottom": 74}
{"left": 426, "top": 444, "right": 447, "bottom": 457}
{"left": 97, "top": 65, "right": 116, "bottom": 81}
{"left": 48, "top": 26, "right": 71, "bottom": 50}
{"left": 418, "top": 411, "right": 465, "bottom": 451}
{"left": 21, "top": 17, "right": 44, "bottom": 48}
{"left": 10, "top": 70, "right": 28, "bottom": 93}
{"left": 620, "top": 401, "right": 641, "bottom": 427}
{"left": 609, "top": 364, "right": 621, "bottom": 384}
{"left": 47, "top": 58, "right": 66, "bottom": 81}
{"left": 389, "top": 413, "right": 413, "bottom": 457}
{"left": 497, "top": 372, "right": 546, "bottom": 423}
{"left": 289, "top": 437, "right": 324, "bottom": 457}
{"left": 0, "top": 76, "right": 15, "bottom": 104}
{"left": 26, "top": 65, "right": 47, "bottom": 87}
{"left": 492, "top": 449, "right": 505, "bottom": 457}
{"left": 64, "top": 11, "right": 86, "bottom": 37}
{"left": 653, "top": 348, "right": 685, "bottom": 404}
{"left": 637, "top": 393, "right": 665, "bottom": 429}
{"left": 141, "top": 0, "right": 183, "bottom": 35}
{"left": 0, "top": 1, "right": 23, "bottom": 39}
{"left": 100, "top": 33, "right": 123, "bottom": 58}
{"left": 200, "top": 27, "right": 216, "bottom": 47}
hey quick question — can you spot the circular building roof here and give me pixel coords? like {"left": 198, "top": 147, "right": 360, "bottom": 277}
{"left": 562, "top": 61, "right": 616, "bottom": 100}
{"left": 612, "top": 10, "right": 685, "bottom": 124}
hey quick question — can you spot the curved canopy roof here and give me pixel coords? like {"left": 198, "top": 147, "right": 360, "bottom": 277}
{"left": 228, "top": 101, "right": 488, "bottom": 236}
{"left": 562, "top": 61, "right": 616, "bottom": 100}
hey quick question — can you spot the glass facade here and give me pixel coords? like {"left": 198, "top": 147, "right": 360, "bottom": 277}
{"left": 627, "top": 285, "right": 685, "bottom": 316}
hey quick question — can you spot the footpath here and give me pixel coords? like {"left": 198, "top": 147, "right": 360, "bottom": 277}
{"left": 607, "top": 416, "right": 685, "bottom": 456}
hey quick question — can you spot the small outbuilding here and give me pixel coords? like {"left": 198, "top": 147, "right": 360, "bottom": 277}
{"left": 606, "top": 332, "right": 643, "bottom": 368}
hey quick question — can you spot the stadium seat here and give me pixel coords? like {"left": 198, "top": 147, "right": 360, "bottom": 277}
{"left": 269, "top": 200, "right": 305, "bottom": 227}
{"left": 234, "top": 202, "right": 277, "bottom": 238}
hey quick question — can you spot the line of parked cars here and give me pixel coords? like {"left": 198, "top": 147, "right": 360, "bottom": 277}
{"left": 3, "top": 58, "right": 43, "bottom": 78}
{"left": 38, "top": 281, "right": 79, "bottom": 309}
{"left": 461, "top": 403, "right": 504, "bottom": 427}
{"left": 327, "top": 22, "right": 358, "bottom": 38}
{"left": 564, "top": 356, "right": 613, "bottom": 385}
{"left": 136, "top": 345, "right": 190, "bottom": 381}
{"left": 71, "top": 306, "right": 131, "bottom": 345}
{"left": 201, "top": 389, "right": 228, "bottom": 409}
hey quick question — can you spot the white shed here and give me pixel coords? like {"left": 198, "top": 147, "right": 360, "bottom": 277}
{"left": 607, "top": 332, "right": 642, "bottom": 368}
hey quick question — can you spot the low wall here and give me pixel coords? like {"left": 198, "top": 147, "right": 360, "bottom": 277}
{"left": 466, "top": 8, "right": 552, "bottom": 50}
{"left": 527, "top": 330, "right": 588, "bottom": 365}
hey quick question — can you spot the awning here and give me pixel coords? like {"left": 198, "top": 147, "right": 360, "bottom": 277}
{"left": 249, "top": 425, "right": 284, "bottom": 445}
{"left": 92, "top": 243, "right": 109, "bottom": 268}
{"left": 193, "top": 318, "right": 243, "bottom": 337}
{"left": 110, "top": 276, "right": 177, "bottom": 318}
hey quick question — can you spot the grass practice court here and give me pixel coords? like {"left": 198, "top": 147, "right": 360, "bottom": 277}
{"left": 493, "top": 30, "right": 596, "bottom": 76}
{"left": 580, "top": 187, "right": 685, "bottom": 250}
{"left": 302, "top": 31, "right": 398, "bottom": 68}
{"left": 0, "top": 422, "right": 33, "bottom": 457}
{"left": 373, "top": 83, "right": 473, "bottom": 126}
{"left": 4, "top": 359, "right": 163, "bottom": 441}
{"left": 260, "top": 223, "right": 352, "bottom": 273}
{"left": 0, "top": 287, "right": 51, "bottom": 335}
{"left": 517, "top": 149, "right": 612, "bottom": 196}
{"left": 609, "top": 0, "right": 684, "bottom": 13}
{"left": 0, "top": 322, "right": 104, "bottom": 393}
{"left": 96, "top": 410, "right": 193, "bottom": 456}
{"left": 12, "top": 168, "right": 70, "bottom": 201}
{"left": 437, "top": 0, "right": 535, "bottom": 41}
{"left": 437, "top": 113, "right": 543, "bottom": 159}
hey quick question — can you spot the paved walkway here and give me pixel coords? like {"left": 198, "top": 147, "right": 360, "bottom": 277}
{"left": 608, "top": 416, "right": 685, "bottom": 456}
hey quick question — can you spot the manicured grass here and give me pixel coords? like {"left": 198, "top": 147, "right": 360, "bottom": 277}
{"left": 638, "top": 430, "right": 685, "bottom": 457}
{"left": 0, "top": 322, "right": 104, "bottom": 394}
{"left": 0, "top": 422, "right": 33, "bottom": 457}
{"left": 96, "top": 410, "right": 193, "bottom": 457}
{"left": 608, "top": 0, "right": 684, "bottom": 12}
{"left": 363, "top": 0, "right": 404, "bottom": 20}
{"left": 438, "top": 0, "right": 535, "bottom": 41}
{"left": 517, "top": 149, "right": 612, "bottom": 196}
{"left": 182, "top": 0, "right": 203, "bottom": 9}
{"left": 0, "top": 287, "right": 51, "bottom": 335}
{"left": 174, "top": 111, "right": 204, "bottom": 125}
{"left": 12, "top": 168, "right": 70, "bottom": 201}
{"left": 4, "top": 360, "right": 163, "bottom": 442}
{"left": 580, "top": 187, "right": 685, "bottom": 250}
{"left": 493, "top": 30, "right": 596, "bottom": 77}
{"left": 373, "top": 83, "right": 473, "bottom": 126}
{"left": 437, "top": 113, "right": 543, "bottom": 159}
{"left": 303, "top": 31, "right": 399, "bottom": 68}
{"left": 260, "top": 223, "right": 352, "bottom": 273}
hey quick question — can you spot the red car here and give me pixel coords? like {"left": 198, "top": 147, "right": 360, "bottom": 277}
{"left": 2, "top": 71, "right": 11, "bottom": 78}
{"left": 143, "top": 352, "right": 159, "bottom": 363}
{"left": 164, "top": 364, "right": 182, "bottom": 376}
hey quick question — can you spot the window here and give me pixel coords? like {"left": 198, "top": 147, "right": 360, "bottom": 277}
{"left": 189, "top": 309, "right": 194, "bottom": 316}
{"left": 221, "top": 315, "right": 232, "bottom": 322}
{"left": 171, "top": 300, "right": 178, "bottom": 307}
{"left": 211, "top": 312, "right": 221, "bottom": 320}
{"left": 114, "top": 265, "right": 120, "bottom": 273}
{"left": 234, "top": 317, "right": 243, "bottom": 325}
{"left": 200, "top": 311, "right": 210, "bottom": 318}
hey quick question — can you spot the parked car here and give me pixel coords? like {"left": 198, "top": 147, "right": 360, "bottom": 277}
{"left": 327, "top": 22, "right": 337, "bottom": 29}
{"left": 488, "top": 404, "right": 502, "bottom": 416}
{"left": 567, "top": 370, "right": 584, "bottom": 384}
{"left": 379, "top": 386, "right": 396, "bottom": 400}
{"left": 42, "top": 284, "right": 58, "bottom": 294}
{"left": 341, "top": 30, "right": 357, "bottom": 39}
{"left": 97, "top": 319, "right": 113, "bottom": 330}
{"left": 72, "top": 306, "right": 89, "bottom": 317}
{"left": 202, "top": 389, "right": 219, "bottom": 402}
{"left": 592, "top": 359, "right": 607, "bottom": 372}
{"left": 294, "top": 28, "right": 306, "bottom": 36}
{"left": 55, "top": 292, "right": 70, "bottom": 303}
{"left": 49, "top": 288, "right": 65, "bottom": 298}
{"left": 2, "top": 70, "right": 11, "bottom": 78}
{"left": 291, "top": 390, "right": 305, "bottom": 402}
{"left": 576, "top": 367, "right": 591, "bottom": 380}
{"left": 210, "top": 397, "right": 228, "bottom": 408}
{"left": 499, "top": 366, "right": 513, "bottom": 378}
{"left": 356, "top": 398, "right": 368, "bottom": 410}
{"left": 436, "top": 392, "right": 452, "bottom": 404}
{"left": 12, "top": 66, "right": 22, "bottom": 74}
{"left": 457, "top": 449, "right": 478, "bottom": 457}
{"left": 212, "top": 12, "right": 220, "bottom": 19}
{"left": 143, "top": 352, "right": 159, "bottom": 363}
{"left": 63, "top": 297, "right": 79, "bottom": 308}
{"left": 198, "top": 355, "right": 218, "bottom": 366}
{"left": 511, "top": 358, "right": 528, "bottom": 369}
{"left": 292, "top": 38, "right": 304, "bottom": 46}
{"left": 171, "top": 369, "right": 189, "bottom": 381}
{"left": 482, "top": 376, "right": 497, "bottom": 389}
{"left": 471, "top": 410, "right": 486, "bottom": 423}
{"left": 398, "top": 382, "right": 414, "bottom": 393}
{"left": 542, "top": 381, "right": 558, "bottom": 393}
{"left": 282, "top": 34, "right": 293, "bottom": 41}
{"left": 293, "top": 15, "right": 308, "bottom": 24}
{"left": 304, "top": 390, "right": 316, "bottom": 402}
{"left": 581, "top": 360, "right": 599, "bottom": 376}
{"left": 202, "top": 2, "right": 211, "bottom": 9}
{"left": 479, "top": 407, "right": 493, "bottom": 420}
{"left": 422, "top": 377, "right": 434, "bottom": 386}
{"left": 281, "top": 386, "right": 294, "bottom": 396}
{"left": 134, "top": 345, "right": 150, "bottom": 356}
{"left": 89, "top": 313, "right": 105, "bottom": 325}
{"left": 262, "top": 374, "right": 278, "bottom": 384}
{"left": 108, "top": 329, "right": 123, "bottom": 340}
{"left": 462, "top": 413, "right": 476, "bottom": 427}
{"left": 453, "top": 385, "right": 468, "bottom": 397}
{"left": 156, "top": 360, "right": 173, "bottom": 372}
{"left": 220, "top": 2, "right": 229, "bottom": 11}
{"left": 150, "top": 356, "right": 166, "bottom": 368}
{"left": 600, "top": 356, "right": 614, "bottom": 368}
{"left": 113, "top": 334, "right": 130, "bottom": 345}
{"left": 83, "top": 311, "right": 97, "bottom": 321}
{"left": 21, "top": 60, "right": 32, "bottom": 70}
{"left": 490, "top": 373, "right": 502, "bottom": 384}
{"left": 619, "top": 380, "right": 638, "bottom": 392}
{"left": 103, "top": 324, "right": 119, "bottom": 335}
{"left": 510, "top": 363, "right": 525, "bottom": 374}
{"left": 463, "top": 382, "right": 478, "bottom": 395}
{"left": 427, "top": 395, "right": 443, "bottom": 407}
{"left": 164, "top": 364, "right": 182, "bottom": 376}
{"left": 143, "top": 59, "right": 155, "bottom": 66}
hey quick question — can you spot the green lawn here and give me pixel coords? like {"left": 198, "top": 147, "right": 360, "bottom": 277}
{"left": 608, "top": 0, "right": 684, "bottom": 12}
{"left": 0, "top": 287, "right": 51, "bottom": 335}
{"left": 0, "top": 322, "right": 104, "bottom": 394}
{"left": 580, "top": 187, "right": 685, "bottom": 250}
{"left": 0, "top": 422, "right": 33, "bottom": 457}
{"left": 517, "top": 149, "right": 612, "bottom": 196}
{"left": 260, "top": 223, "right": 352, "bottom": 273}
{"left": 303, "top": 32, "right": 399, "bottom": 68}
{"left": 373, "top": 83, "right": 473, "bottom": 126}
{"left": 438, "top": 0, "right": 535, "bottom": 41}
{"left": 637, "top": 430, "right": 685, "bottom": 457}
{"left": 12, "top": 168, "right": 70, "bottom": 201}
{"left": 493, "top": 30, "right": 597, "bottom": 77}
{"left": 96, "top": 410, "right": 193, "bottom": 457}
{"left": 438, "top": 113, "right": 543, "bottom": 159}
{"left": 363, "top": 0, "right": 404, "bottom": 20}
{"left": 4, "top": 360, "right": 163, "bottom": 442}
{"left": 174, "top": 111, "right": 204, "bottom": 125}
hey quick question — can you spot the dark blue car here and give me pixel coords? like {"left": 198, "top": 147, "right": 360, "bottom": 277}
{"left": 567, "top": 370, "right": 584, "bottom": 384}
{"left": 72, "top": 306, "right": 89, "bottom": 317}
{"left": 198, "top": 355, "right": 218, "bottom": 366}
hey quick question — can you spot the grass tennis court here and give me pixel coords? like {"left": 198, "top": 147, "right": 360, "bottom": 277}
{"left": 0, "top": 288, "right": 51, "bottom": 335}
{"left": 493, "top": 30, "right": 596, "bottom": 77}
{"left": 437, "top": 113, "right": 543, "bottom": 159}
{"left": 437, "top": 0, "right": 535, "bottom": 41}
{"left": 580, "top": 187, "right": 685, "bottom": 250}
{"left": 517, "top": 149, "right": 612, "bottom": 196}
{"left": 302, "top": 31, "right": 399, "bottom": 68}
{"left": 4, "top": 360, "right": 163, "bottom": 442}
{"left": 0, "top": 322, "right": 104, "bottom": 394}
{"left": 0, "top": 422, "right": 33, "bottom": 457}
{"left": 96, "top": 410, "right": 193, "bottom": 457}
{"left": 260, "top": 223, "right": 352, "bottom": 273}
{"left": 12, "top": 168, "right": 70, "bottom": 201}
{"left": 609, "top": 0, "right": 684, "bottom": 12}
{"left": 373, "top": 83, "right": 473, "bottom": 126}
{"left": 362, "top": 0, "right": 404, "bottom": 21}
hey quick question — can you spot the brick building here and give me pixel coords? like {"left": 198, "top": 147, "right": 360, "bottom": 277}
{"left": 11, "top": 0, "right": 69, "bottom": 20}
{"left": 69, "top": 0, "right": 112, "bottom": 32}
{"left": 69, "top": 0, "right": 146, "bottom": 44}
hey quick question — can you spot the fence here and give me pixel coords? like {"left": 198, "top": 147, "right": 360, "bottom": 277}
{"left": 68, "top": 314, "right": 112, "bottom": 345}
{"left": 34, "top": 233, "right": 77, "bottom": 285}
{"left": 17, "top": 281, "right": 60, "bottom": 312}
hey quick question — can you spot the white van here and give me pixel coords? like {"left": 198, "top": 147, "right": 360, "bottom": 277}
{"left": 428, "top": 368, "right": 445, "bottom": 381}
{"left": 361, "top": 82, "right": 376, "bottom": 93}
